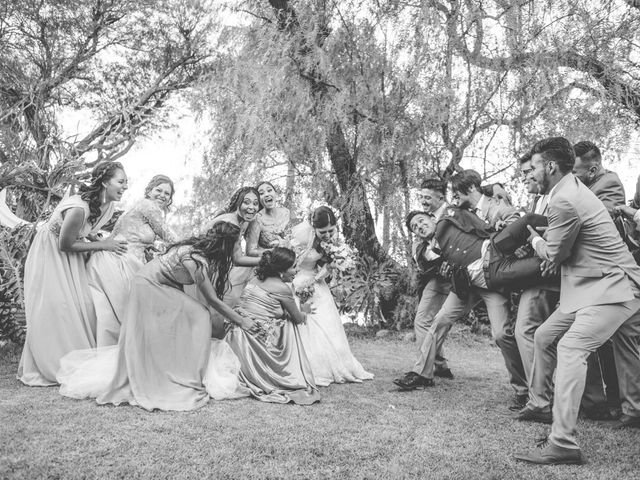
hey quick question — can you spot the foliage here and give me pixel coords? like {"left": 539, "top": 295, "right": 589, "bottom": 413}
{"left": 187, "top": 0, "right": 640, "bottom": 319}
{"left": 0, "top": 224, "right": 35, "bottom": 344}
{"left": 330, "top": 254, "right": 399, "bottom": 326}
{"left": 0, "top": 0, "right": 216, "bottom": 220}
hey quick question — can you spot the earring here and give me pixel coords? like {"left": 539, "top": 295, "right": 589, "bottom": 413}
{"left": 101, "top": 189, "right": 106, "bottom": 204}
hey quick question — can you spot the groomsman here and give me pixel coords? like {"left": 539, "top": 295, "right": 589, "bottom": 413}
{"left": 395, "top": 171, "right": 528, "bottom": 407}
{"left": 515, "top": 142, "right": 626, "bottom": 422}
{"left": 450, "top": 170, "right": 520, "bottom": 229}
{"left": 512, "top": 153, "right": 560, "bottom": 418}
{"left": 514, "top": 137, "right": 640, "bottom": 465}
{"left": 572, "top": 140, "right": 625, "bottom": 216}
{"left": 574, "top": 141, "right": 625, "bottom": 419}
{"left": 393, "top": 179, "right": 453, "bottom": 390}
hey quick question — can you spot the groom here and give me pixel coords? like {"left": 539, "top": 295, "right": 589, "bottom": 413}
{"left": 514, "top": 136, "right": 640, "bottom": 465}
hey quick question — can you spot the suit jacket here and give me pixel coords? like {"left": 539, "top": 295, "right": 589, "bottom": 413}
{"left": 588, "top": 169, "right": 625, "bottom": 217}
{"left": 533, "top": 173, "right": 640, "bottom": 313}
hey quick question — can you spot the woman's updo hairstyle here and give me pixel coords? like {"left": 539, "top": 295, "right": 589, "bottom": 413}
{"left": 255, "top": 180, "right": 277, "bottom": 192}
{"left": 144, "top": 174, "right": 175, "bottom": 209}
{"left": 79, "top": 161, "right": 125, "bottom": 225}
{"left": 255, "top": 247, "right": 296, "bottom": 280}
{"left": 311, "top": 206, "right": 337, "bottom": 229}
{"left": 225, "top": 186, "right": 261, "bottom": 213}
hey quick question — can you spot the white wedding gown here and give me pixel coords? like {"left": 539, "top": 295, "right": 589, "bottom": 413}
{"left": 290, "top": 223, "right": 374, "bottom": 386}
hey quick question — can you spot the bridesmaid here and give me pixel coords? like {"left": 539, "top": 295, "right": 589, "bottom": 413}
{"left": 59, "top": 222, "right": 257, "bottom": 411}
{"left": 246, "top": 181, "right": 292, "bottom": 257}
{"left": 18, "top": 162, "right": 128, "bottom": 386}
{"left": 207, "top": 187, "right": 262, "bottom": 307}
{"left": 290, "top": 206, "right": 374, "bottom": 386}
{"left": 89, "top": 174, "right": 176, "bottom": 346}
{"left": 226, "top": 247, "right": 320, "bottom": 405}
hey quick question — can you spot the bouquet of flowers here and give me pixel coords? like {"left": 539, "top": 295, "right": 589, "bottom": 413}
{"left": 320, "top": 239, "right": 356, "bottom": 274}
{"left": 295, "top": 282, "right": 315, "bottom": 304}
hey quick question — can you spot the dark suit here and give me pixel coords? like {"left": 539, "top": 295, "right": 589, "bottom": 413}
{"left": 414, "top": 208, "right": 527, "bottom": 396}
{"left": 529, "top": 173, "right": 640, "bottom": 450}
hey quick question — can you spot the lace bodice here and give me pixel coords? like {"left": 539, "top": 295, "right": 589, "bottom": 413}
{"left": 297, "top": 246, "right": 322, "bottom": 273}
{"left": 248, "top": 208, "right": 291, "bottom": 249}
{"left": 111, "top": 198, "right": 175, "bottom": 260}
{"left": 44, "top": 195, "right": 115, "bottom": 238}
{"left": 289, "top": 222, "right": 324, "bottom": 287}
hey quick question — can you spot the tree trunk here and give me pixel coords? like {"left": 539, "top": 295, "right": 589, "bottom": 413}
{"left": 325, "top": 121, "right": 385, "bottom": 260}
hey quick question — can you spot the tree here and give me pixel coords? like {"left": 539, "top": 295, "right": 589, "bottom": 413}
{"left": 188, "top": 0, "right": 640, "bottom": 325}
{"left": 0, "top": 0, "right": 215, "bottom": 220}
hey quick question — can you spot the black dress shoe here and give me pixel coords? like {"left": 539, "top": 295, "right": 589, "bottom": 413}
{"left": 611, "top": 414, "right": 640, "bottom": 429}
{"left": 582, "top": 406, "right": 619, "bottom": 421}
{"left": 508, "top": 393, "right": 529, "bottom": 412}
{"left": 512, "top": 406, "right": 552, "bottom": 424}
{"left": 393, "top": 373, "right": 434, "bottom": 390}
{"left": 393, "top": 371, "right": 417, "bottom": 384}
{"left": 434, "top": 368, "right": 454, "bottom": 379}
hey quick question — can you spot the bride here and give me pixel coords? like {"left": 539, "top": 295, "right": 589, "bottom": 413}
{"left": 290, "top": 206, "right": 374, "bottom": 386}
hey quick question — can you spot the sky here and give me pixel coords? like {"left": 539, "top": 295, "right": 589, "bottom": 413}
{"left": 59, "top": 99, "right": 640, "bottom": 218}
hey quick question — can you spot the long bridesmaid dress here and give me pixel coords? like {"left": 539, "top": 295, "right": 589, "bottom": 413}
{"left": 226, "top": 282, "right": 320, "bottom": 405}
{"left": 58, "top": 246, "right": 248, "bottom": 411}
{"left": 18, "top": 195, "right": 115, "bottom": 386}
{"left": 88, "top": 198, "right": 174, "bottom": 346}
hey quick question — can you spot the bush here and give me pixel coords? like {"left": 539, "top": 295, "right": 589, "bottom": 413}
{"left": 0, "top": 223, "right": 35, "bottom": 345}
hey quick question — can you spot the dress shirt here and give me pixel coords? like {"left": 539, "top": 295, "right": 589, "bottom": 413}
{"left": 531, "top": 178, "right": 564, "bottom": 252}
{"left": 467, "top": 240, "right": 490, "bottom": 289}
{"left": 533, "top": 195, "right": 549, "bottom": 215}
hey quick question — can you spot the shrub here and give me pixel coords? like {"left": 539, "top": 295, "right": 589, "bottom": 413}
{"left": 0, "top": 224, "right": 35, "bottom": 345}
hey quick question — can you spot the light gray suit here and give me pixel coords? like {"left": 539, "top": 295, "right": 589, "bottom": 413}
{"left": 582, "top": 169, "right": 626, "bottom": 413}
{"left": 529, "top": 173, "right": 640, "bottom": 449}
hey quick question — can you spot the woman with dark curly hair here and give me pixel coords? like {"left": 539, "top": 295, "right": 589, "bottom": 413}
{"left": 59, "top": 222, "right": 257, "bottom": 411}
{"left": 18, "top": 162, "right": 128, "bottom": 386}
{"left": 201, "top": 187, "right": 262, "bottom": 308}
{"left": 226, "top": 247, "right": 320, "bottom": 405}
{"left": 88, "top": 174, "right": 176, "bottom": 346}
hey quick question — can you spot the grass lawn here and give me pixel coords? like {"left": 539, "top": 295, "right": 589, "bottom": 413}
{"left": 1, "top": 326, "right": 639, "bottom": 479}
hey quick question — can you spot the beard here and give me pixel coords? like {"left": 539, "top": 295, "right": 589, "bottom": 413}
{"left": 536, "top": 172, "right": 551, "bottom": 195}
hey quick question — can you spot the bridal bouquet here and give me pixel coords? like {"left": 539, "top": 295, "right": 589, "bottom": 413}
{"left": 320, "top": 239, "right": 356, "bottom": 274}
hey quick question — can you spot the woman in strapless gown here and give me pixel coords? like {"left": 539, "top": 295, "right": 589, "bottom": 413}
{"left": 89, "top": 175, "right": 176, "bottom": 346}
{"left": 290, "top": 206, "right": 374, "bottom": 386}
{"left": 57, "top": 222, "right": 257, "bottom": 411}
{"left": 226, "top": 247, "right": 320, "bottom": 405}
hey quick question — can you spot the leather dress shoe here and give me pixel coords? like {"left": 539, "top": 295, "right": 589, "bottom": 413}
{"left": 512, "top": 406, "right": 552, "bottom": 424}
{"left": 508, "top": 393, "right": 529, "bottom": 412}
{"left": 611, "top": 414, "right": 640, "bottom": 429}
{"left": 514, "top": 437, "right": 585, "bottom": 465}
{"left": 393, "top": 372, "right": 434, "bottom": 390}
{"left": 434, "top": 368, "right": 454, "bottom": 379}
